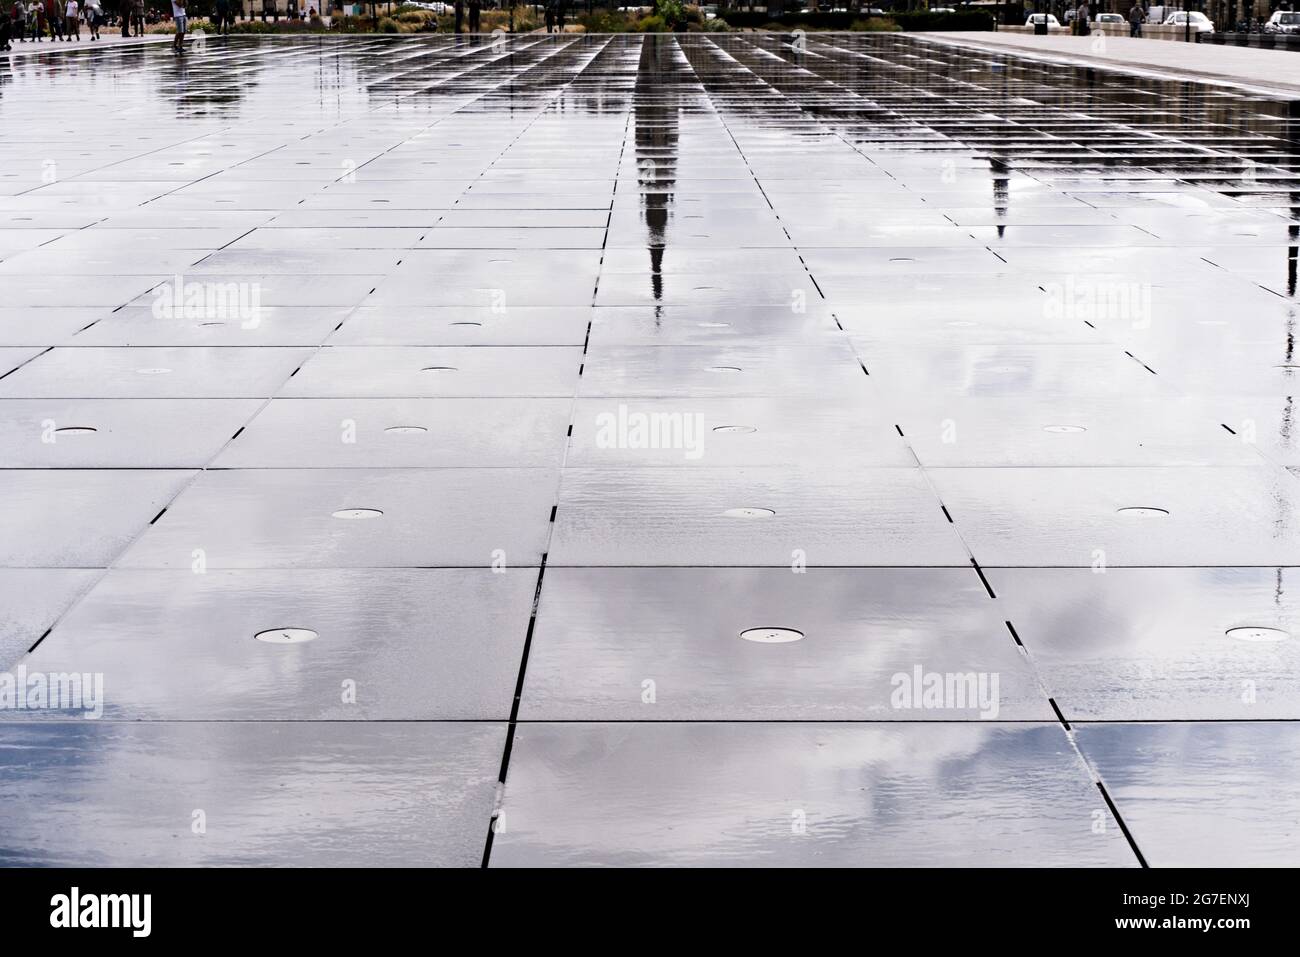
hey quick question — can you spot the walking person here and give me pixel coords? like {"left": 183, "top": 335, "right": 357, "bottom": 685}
{"left": 171, "top": 0, "right": 186, "bottom": 52}
{"left": 1075, "top": 0, "right": 1090, "bottom": 34}
{"left": 467, "top": 0, "right": 478, "bottom": 32}
{"left": 453, "top": 0, "right": 461, "bottom": 32}
{"left": 544, "top": 0, "right": 553, "bottom": 32}
{"left": 11, "top": 1, "right": 25, "bottom": 42}
{"left": 84, "top": 0, "right": 100, "bottom": 37}
{"left": 46, "top": 0, "right": 64, "bottom": 40}
{"left": 26, "top": 0, "right": 40, "bottom": 40}
{"left": 0, "top": 5, "right": 11, "bottom": 49}
{"left": 64, "top": 0, "right": 79, "bottom": 38}
{"left": 214, "top": 0, "right": 231, "bottom": 34}
{"left": 131, "top": 0, "right": 143, "bottom": 35}
{"left": 1128, "top": 0, "right": 1144, "bottom": 36}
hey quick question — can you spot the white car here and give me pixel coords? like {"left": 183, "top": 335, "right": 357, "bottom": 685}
{"left": 1266, "top": 10, "right": 1300, "bottom": 34}
{"left": 1095, "top": 12, "right": 1124, "bottom": 24}
{"left": 1163, "top": 11, "right": 1214, "bottom": 33}
{"left": 1025, "top": 13, "right": 1061, "bottom": 26}
{"left": 930, "top": 6, "right": 956, "bottom": 11}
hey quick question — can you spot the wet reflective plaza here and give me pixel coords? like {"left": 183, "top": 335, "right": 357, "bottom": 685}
{"left": 2, "top": 32, "right": 1299, "bottom": 866}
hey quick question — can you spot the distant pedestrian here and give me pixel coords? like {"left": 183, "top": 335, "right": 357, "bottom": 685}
{"left": 1075, "top": 0, "right": 1090, "bottom": 34}
{"left": 1128, "top": 1, "right": 1144, "bottom": 36}
{"left": 0, "top": 6, "right": 11, "bottom": 49}
{"left": 64, "top": 0, "right": 79, "bottom": 38}
{"left": 467, "top": 0, "right": 478, "bottom": 32}
{"left": 46, "top": 0, "right": 64, "bottom": 39}
{"left": 9, "top": 1, "right": 24, "bottom": 43}
{"left": 84, "top": 0, "right": 100, "bottom": 37}
{"left": 131, "top": 0, "right": 143, "bottom": 35}
{"left": 453, "top": 0, "right": 461, "bottom": 32}
{"left": 214, "top": 0, "right": 231, "bottom": 33}
{"left": 544, "top": 0, "right": 553, "bottom": 32}
{"left": 171, "top": 0, "right": 185, "bottom": 52}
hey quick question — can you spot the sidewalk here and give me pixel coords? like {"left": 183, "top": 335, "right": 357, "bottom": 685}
{"left": 4, "top": 31, "right": 171, "bottom": 57}
{"left": 921, "top": 30, "right": 1300, "bottom": 98}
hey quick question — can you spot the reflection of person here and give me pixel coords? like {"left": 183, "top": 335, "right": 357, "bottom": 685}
{"left": 171, "top": 0, "right": 186, "bottom": 53}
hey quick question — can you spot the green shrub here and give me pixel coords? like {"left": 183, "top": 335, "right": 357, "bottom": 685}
{"left": 851, "top": 15, "right": 900, "bottom": 31}
{"left": 720, "top": 10, "right": 994, "bottom": 30}
{"left": 579, "top": 10, "right": 637, "bottom": 31}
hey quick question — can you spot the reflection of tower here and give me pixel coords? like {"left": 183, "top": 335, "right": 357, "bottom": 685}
{"left": 633, "top": 35, "right": 681, "bottom": 309}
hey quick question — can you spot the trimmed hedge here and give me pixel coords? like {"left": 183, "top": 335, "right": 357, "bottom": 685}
{"left": 719, "top": 9, "right": 994, "bottom": 31}
{"left": 893, "top": 10, "right": 993, "bottom": 30}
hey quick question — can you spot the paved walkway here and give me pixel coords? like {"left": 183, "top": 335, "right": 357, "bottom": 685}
{"left": 926, "top": 30, "right": 1300, "bottom": 97}
{"left": 4, "top": 31, "right": 169, "bottom": 56}
{"left": 1, "top": 32, "right": 1299, "bottom": 868}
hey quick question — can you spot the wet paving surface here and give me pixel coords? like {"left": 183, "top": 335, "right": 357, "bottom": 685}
{"left": 3, "top": 32, "right": 1300, "bottom": 866}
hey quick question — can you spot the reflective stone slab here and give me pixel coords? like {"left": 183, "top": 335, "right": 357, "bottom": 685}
{"left": 0, "top": 722, "right": 504, "bottom": 867}
{"left": 491, "top": 723, "right": 1136, "bottom": 867}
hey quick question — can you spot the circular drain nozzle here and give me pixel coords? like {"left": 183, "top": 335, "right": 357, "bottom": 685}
{"left": 722, "top": 507, "right": 775, "bottom": 518}
{"left": 1227, "top": 626, "right": 1290, "bottom": 643}
{"left": 332, "top": 508, "right": 383, "bottom": 520}
{"left": 255, "top": 627, "right": 319, "bottom": 644}
{"left": 385, "top": 426, "right": 427, "bottom": 434}
{"left": 420, "top": 366, "right": 458, "bottom": 373}
{"left": 740, "top": 627, "right": 804, "bottom": 644}
{"left": 1117, "top": 506, "right": 1169, "bottom": 517}
{"left": 713, "top": 425, "right": 757, "bottom": 434}
{"left": 707, "top": 365, "right": 742, "bottom": 373}
{"left": 54, "top": 426, "right": 97, "bottom": 435}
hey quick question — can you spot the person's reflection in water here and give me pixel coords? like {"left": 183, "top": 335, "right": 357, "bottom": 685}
{"left": 990, "top": 156, "right": 1010, "bottom": 240}
{"left": 633, "top": 35, "right": 680, "bottom": 318}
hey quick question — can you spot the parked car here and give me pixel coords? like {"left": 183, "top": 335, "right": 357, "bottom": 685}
{"left": 1162, "top": 11, "right": 1214, "bottom": 33}
{"left": 1025, "top": 12, "right": 1061, "bottom": 26}
{"left": 1265, "top": 10, "right": 1300, "bottom": 33}
{"left": 1095, "top": 12, "right": 1125, "bottom": 24}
